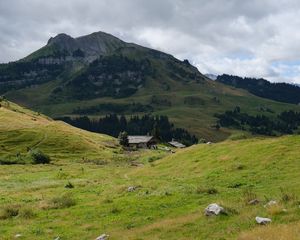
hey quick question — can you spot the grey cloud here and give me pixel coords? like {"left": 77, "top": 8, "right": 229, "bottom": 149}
{"left": 1, "top": 0, "right": 300, "bottom": 82}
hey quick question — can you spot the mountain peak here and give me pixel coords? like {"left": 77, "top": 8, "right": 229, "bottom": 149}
{"left": 45, "top": 31, "right": 126, "bottom": 61}
{"left": 47, "top": 33, "right": 74, "bottom": 45}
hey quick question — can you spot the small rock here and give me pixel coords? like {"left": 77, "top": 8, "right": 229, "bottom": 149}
{"left": 206, "top": 142, "right": 212, "bottom": 145}
{"left": 54, "top": 237, "right": 60, "bottom": 240}
{"left": 264, "top": 200, "right": 277, "bottom": 208}
{"left": 96, "top": 234, "right": 109, "bottom": 240}
{"left": 248, "top": 199, "right": 260, "bottom": 205}
{"left": 255, "top": 216, "right": 272, "bottom": 225}
{"left": 205, "top": 203, "right": 224, "bottom": 216}
{"left": 127, "top": 186, "right": 136, "bottom": 192}
{"left": 15, "top": 234, "right": 22, "bottom": 238}
{"left": 130, "top": 161, "right": 144, "bottom": 167}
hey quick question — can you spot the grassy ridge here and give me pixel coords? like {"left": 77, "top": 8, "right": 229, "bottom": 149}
{"left": 0, "top": 101, "right": 120, "bottom": 163}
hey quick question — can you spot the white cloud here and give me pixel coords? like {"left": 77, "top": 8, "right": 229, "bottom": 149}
{"left": 1, "top": 0, "right": 300, "bottom": 83}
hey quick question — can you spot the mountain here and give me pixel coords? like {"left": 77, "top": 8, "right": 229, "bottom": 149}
{"left": 1, "top": 31, "right": 300, "bottom": 141}
{"left": 216, "top": 74, "right": 300, "bottom": 104}
{"left": 0, "top": 98, "right": 119, "bottom": 163}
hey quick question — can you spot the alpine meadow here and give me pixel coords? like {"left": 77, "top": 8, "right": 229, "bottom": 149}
{"left": 1, "top": 1, "right": 300, "bottom": 240}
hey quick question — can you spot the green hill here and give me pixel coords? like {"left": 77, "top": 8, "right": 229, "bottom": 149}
{"left": 1, "top": 117, "right": 300, "bottom": 240}
{"left": 1, "top": 31, "right": 300, "bottom": 142}
{"left": 0, "top": 99, "right": 121, "bottom": 163}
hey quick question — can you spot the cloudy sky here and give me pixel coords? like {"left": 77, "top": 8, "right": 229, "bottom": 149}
{"left": 1, "top": 0, "right": 300, "bottom": 83}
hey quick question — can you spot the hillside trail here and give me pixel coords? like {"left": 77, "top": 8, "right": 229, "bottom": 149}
{"left": 28, "top": 133, "right": 48, "bottom": 151}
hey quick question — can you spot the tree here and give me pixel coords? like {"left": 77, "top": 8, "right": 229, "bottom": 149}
{"left": 151, "top": 122, "right": 160, "bottom": 140}
{"left": 118, "top": 131, "right": 129, "bottom": 147}
{"left": 30, "top": 149, "right": 51, "bottom": 164}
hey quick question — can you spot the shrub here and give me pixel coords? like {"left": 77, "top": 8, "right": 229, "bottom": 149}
{"left": 111, "top": 207, "right": 121, "bottom": 214}
{"left": 65, "top": 182, "right": 74, "bottom": 189}
{"left": 19, "top": 207, "right": 36, "bottom": 219}
{"left": 279, "top": 187, "right": 297, "bottom": 203}
{"left": 0, "top": 204, "right": 20, "bottom": 219}
{"left": 48, "top": 194, "right": 76, "bottom": 209}
{"left": 196, "top": 186, "right": 218, "bottom": 195}
{"left": 30, "top": 149, "right": 51, "bottom": 164}
{"left": 118, "top": 131, "right": 129, "bottom": 147}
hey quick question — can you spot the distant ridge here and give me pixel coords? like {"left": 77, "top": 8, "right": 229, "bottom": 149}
{"left": 216, "top": 74, "right": 300, "bottom": 104}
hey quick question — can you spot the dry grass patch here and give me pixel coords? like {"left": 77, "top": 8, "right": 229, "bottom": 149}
{"left": 238, "top": 222, "right": 300, "bottom": 240}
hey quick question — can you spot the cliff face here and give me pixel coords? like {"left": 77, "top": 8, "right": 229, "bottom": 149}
{"left": 47, "top": 31, "right": 126, "bottom": 62}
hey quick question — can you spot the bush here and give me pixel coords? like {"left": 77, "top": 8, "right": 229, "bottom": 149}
{"left": 0, "top": 204, "right": 20, "bottom": 219}
{"left": 280, "top": 187, "right": 297, "bottom": 203}
{"left": 196, "top": 186, "right": 218, "bottom": 195}
{"left": 30, "top": 149, "right": 51, "bottom": 164}
{"left": 19, "top": 207, "right": 36, "bottom": 219}
{"left": 118, "top": 131, "right": 129, "bottom": 147}
{"left": 111, "top": 206, "right": 121, "bottom": 214}
{"left": 48, "top": 194, "right": 76, "bottom": 209}
{"left": 65, "top": 182, "right": 74, "bottom": 189}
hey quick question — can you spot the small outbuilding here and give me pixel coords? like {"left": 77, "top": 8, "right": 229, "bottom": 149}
{"left": 128, "top": 136, "right": 156, "bottom": 149}
{"left": 168, "top": 140, "right": 186, "bottom": 148}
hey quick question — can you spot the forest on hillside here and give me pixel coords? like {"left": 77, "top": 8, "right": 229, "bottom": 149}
{"left": 215, "top": 107, "right": 300, "bottom": 135}
{"left": 58, "top": 114, "right": 198, "bottom": 146}
{"left": 217, "top": 74, "right": 300, "bottom": 104}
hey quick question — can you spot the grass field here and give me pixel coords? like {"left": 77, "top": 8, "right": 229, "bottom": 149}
{"left": 1, "top": 102, "right": 300, "bottom": 239}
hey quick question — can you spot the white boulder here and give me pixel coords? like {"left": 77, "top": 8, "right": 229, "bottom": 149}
{"left": 255, "top": 216, "right": 272, "bottom": 225}
{"left": 205, "top": 203, "right": 224, "bottom": 216}
{"left": 127, "top": 186, "right": 136, "bottom": 192}
{"left": 96, "top": 234, "right": 109, "bottom": 240}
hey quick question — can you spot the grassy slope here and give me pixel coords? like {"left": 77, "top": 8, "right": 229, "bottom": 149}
{"left": 0, "top": 101, "right": 120, "bottom": 162}
{"left": 1, "top": 129, "right": 300, "bottom": 239}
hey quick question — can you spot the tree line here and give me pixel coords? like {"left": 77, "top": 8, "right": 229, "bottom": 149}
{"left": 58, "top": 114, "right": 198, "bottom": 146}
{"left": 216, "top": 74, "right": 300, "bottom": 104}
{"left": 215, "top": 107, "right": 300, "bottom": 135}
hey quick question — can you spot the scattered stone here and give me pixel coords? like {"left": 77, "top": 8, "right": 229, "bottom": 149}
{"left": 15, "top": 234, "right": 22, "bottom": 238}
{"left": 127, "top": 186, "right": 136, "bottom": 192}
{"left": 206, "top": 142, "right": 212, "bottom": 145}
{"left": 264, "top": 200, "right": 277, "bottom": 208}
{"left": 130, "top": 161, "right": 144, "bottom": 167}
{"left": 205, "top": 203, "right": 224, "bottom": 216}
{"left": 54, "top": 237, "right": 60, "bottom": 240}
{"left": 255, "top": 216, "right": 272, "bottom": 225}
{"left": 248, "top": 199, "right": 260, "bottom": 205}
{"left": 96, "top": 234, "right": 109, "bottom": 240}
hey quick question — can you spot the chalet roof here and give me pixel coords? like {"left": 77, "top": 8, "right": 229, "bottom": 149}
{"left": 168, "top": 140, "right": 186, "bottom": 148}
{"left": 128, "top": 136, "right": 154, "bottom": 144}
